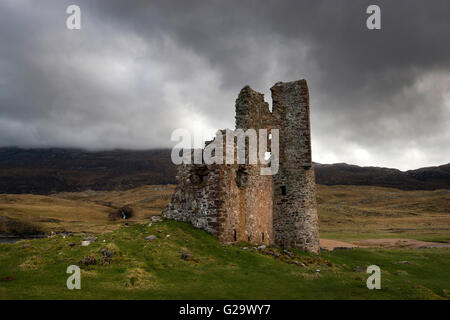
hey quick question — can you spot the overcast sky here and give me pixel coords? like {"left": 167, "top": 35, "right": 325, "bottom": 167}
{"left": 0, "top": 0, "right": 449, "bottom": 170}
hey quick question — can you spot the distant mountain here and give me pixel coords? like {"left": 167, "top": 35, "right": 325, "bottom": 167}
{"left": 314, "top": 162, "right": 450, "bottom": 190}
{"left": 0, "top": 147, "right": 176, "bottom": 194}
{"left": 0, "top": 147, "right": 448, "bottom": 194}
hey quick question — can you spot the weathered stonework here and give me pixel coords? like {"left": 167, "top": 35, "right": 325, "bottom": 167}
{"left": 271, "top": 80, "right": 320, "bottom": 252}
{"left": 163, "top": 79, "right": 319, "bottom": 253}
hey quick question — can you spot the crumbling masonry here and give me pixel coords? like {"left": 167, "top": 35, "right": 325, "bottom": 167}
{"left": 163, "top": 79, "right": 320, "bottom": 253}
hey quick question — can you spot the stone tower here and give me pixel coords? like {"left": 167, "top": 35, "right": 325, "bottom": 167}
{"left": 271, "top": 80, "right": 320, "bottom": 253}
{"left": 163, "top": 79, "right": 320, "bottom": 253}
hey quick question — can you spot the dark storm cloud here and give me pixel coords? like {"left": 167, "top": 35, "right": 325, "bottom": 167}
{"left": 0, "top": 0, "right": 449, "bottom": 169}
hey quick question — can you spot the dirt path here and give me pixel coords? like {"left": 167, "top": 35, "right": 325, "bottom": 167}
{"left": 320, "top": 238, "right": 450, "bottom": 251}
{"left": 320, "top": 239, "right": 358, "bottom": 250}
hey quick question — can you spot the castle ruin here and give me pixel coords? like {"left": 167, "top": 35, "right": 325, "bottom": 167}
{"left": 163, "top": 79, "right": 320, "bottom": 253}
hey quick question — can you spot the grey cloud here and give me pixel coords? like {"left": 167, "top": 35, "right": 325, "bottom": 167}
{"left": 0, "top": 0, "right": 449, "bottom": 169}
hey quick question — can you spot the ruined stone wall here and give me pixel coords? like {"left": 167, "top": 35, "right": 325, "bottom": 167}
{"left": 164, "top": 161, "right": 273, "bottom": 245}
{"left": 271, "top": 80, "right": 320, "bottom": 253}
{"left": 243, "top": 164, "right": 273, "bottom": 244}
{"left": 235, "top": 86, "right": 272, "bottom": 131}
{"left": 163, "top": 79, "right": 318, "bottom": 252}
{"left": 214, "top": 163, "right": 273, "bottom": 245}
{"left": 233, "top": 86, "right": 274, "bottom": 245}
{"left": 162, "top": 163, "right": 222, "bottom": 235}
{"left": 216, "top": 164, "right": 245, "bottom": 243}
{"left": 164, "top": 85, "right": 274, "bottom": 246}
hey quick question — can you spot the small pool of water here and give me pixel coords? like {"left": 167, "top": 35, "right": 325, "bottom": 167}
{"left": 0, "top": 238, "right": 22, "bottom": 244}
{"left": 0, "top": 235, "right": 46, "bottom": 244}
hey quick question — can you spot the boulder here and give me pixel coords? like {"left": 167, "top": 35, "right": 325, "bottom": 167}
{"left": 151, "top": 216, "right": 162, "bottom": 223}
{"left": 101, "top": 248, "right": 114, "bottom": 258}
{"left": 81, "top": 255, "right": 96, "bottom": 266}
{"left": 83, "top": 236, "right": 97, "bottom": 242}
{"left": 145, "top": 235, "right": 157, "bottom": 241}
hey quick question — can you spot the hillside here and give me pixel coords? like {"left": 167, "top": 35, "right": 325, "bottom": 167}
{"left": 0, "top": 220, "right": 448, "bottom": 299}
{"left": 1, "top": 185, "right": 448, "bottom": 242}
{"left": 0, "top": 184, "right": 449, "bottom": 299}
{"left": 0, "top": 148, "right": 449, "bottom": 194}
{"left": 0, "top": 148, "right": 177, "bottom": 194}
{"left": 315, "top": 162, "right": 450, "bottom": 190}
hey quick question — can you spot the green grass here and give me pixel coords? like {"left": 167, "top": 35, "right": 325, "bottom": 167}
{"left": 0, "top": 220, "right": 448, "bottom": 300}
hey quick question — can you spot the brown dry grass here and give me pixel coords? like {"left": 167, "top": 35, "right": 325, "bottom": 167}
{"left": 0, "top": 185, "right": 174, "bottom": 234}
{"left": 18, "top": 255, "right": 44, "bottom": 271}
{"left": 0, "top": 184, "right": 448, "bottom": 242}
{"left": 317, "top": 185, "right": 450, "bottom": 241}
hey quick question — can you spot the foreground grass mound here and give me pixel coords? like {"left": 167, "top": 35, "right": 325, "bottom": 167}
{"left": 0, "top": 220, "right": 448, "bottom": 299}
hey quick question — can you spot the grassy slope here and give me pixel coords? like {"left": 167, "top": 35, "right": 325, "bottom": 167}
{"left": 0, "top": 185, "right": 449, "bottom": 299}
{"left": 0, "top": 220, "right": 449, "bottom": 300}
